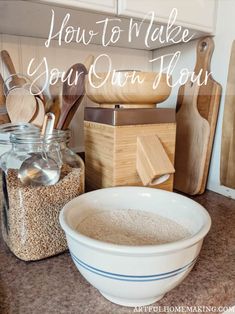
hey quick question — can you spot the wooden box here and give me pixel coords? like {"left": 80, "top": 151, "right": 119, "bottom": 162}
{"left": 84, "top": 108, "right": 176, "bottom": 191}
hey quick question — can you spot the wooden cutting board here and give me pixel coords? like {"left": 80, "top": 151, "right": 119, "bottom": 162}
{"left": 220, "top": 41, "right": 235, "bottom": 188}
{"left": 174, "top": 80, "right": 210, "bottom": 195}
{"left": 176, "top": 37, "right": 222, "bottom": 194}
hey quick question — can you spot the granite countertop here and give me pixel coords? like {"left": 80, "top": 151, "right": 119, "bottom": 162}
{"left": 0, "top": 190, "right": 235, "bottom": 314}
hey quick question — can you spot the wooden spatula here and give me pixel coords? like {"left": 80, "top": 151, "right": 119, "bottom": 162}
{"left": 57, "top": 63, "right": 87, "bottom": 130}
{"left": 174, "top": 80, "right": 210, "bottom": 195}
{"left": 176, "top": 37, "right": 222, "bottom": 194}
{"left": 220, "top": 40, "right": 235, "bottom": 188}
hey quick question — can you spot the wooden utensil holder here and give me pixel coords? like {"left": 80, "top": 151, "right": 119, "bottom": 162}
{"left": 84, "top": 108, "right": 176, "bottom": 191}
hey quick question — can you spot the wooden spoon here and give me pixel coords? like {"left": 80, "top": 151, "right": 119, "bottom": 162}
{"left": 49, "top": 76, "right": 63, "bottom": 105}
{"left": 48, "top": 76, "right": 63, "bottom": 128}
{"left": 59, "top": 56, "right": 94, "bottom": 129}
{"left": 49, "top": 55, "right": 95, "bottom": 128}
{"left": 30, "top": 97, "right": 45, "bottom": 127}
{"left": 6, "top": 88, "right": 37, "bottom": 123}
{"left": 57, "top": 63, "right": 87, "bottom": 130}
{"left": 62, "top": 56, "right": 95, "bottom": 129}
{"left": 0, "top": 73, "right": 10, "bottom": 124}
{"left": 1, "top": 51, "right": 37, "bottom": 123}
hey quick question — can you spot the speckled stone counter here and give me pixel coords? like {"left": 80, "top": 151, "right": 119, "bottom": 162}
{"left": 0, "top": 191, "right": 235, "bottom": 314}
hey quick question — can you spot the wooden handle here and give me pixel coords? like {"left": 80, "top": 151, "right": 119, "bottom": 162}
{"left": 0, "top": 73, "right": 10, "bottom": 123}
{"left": 176, "top": 79, "right": 199, "bottom": 119}
{"left": 60, "top": 95, "right": 84, "bottom": 130}
{"left": 41, "top": 112, "right": 55, "bottom": 135}
{"left": 0, "top": 50, "right": 26, "bottom": 87}
{"left": 49, "top": 80, "right": 63, "bottom": 98}
{"left": 56, "top": 101, "right": 73, "bottom": 130}
{"left": 1, "top": 50, "right": 17, "bottom": 75}
{"left": 176, "top": 80, "right": 200, "bottom": 115}
{"left": 136, "top": 135, "right": 175, "bottom": 186}
{"left": 41, "top": 114, "right": 49, "bottom": 135}
{"left": 58, "top": 63, "right": 86, "bottom": 129}
{"left": 194, "top": 37, "right": 214, "bottom": 80}
{"left": 84, "top": 55, "right": 94, "bottom": 72}
{"left": 180, "top": 80, "right": 200, "bottom": 110}
{"left": 48, "top": 96, "right": 61, "bottom": 128}
{"left": 176, "top": 37, "right": 214, "bottom": 113}
{"left": 0, "top": 73, "right": 5, "bottom": 106}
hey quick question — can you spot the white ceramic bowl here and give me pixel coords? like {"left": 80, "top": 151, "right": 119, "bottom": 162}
{"left": 59, "top": 187, "right": 211, "bottom": 307}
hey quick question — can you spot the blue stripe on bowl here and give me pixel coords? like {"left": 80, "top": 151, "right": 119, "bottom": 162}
{"left": 70, "top": 252, "right": 197, "bottom": 282}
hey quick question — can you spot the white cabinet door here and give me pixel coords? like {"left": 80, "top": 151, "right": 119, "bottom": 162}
{"left": 36, "top": 0, "right": 117, "bottom": 14}
{"left": 118, "top": 0, "right": 217, "bottom": 33}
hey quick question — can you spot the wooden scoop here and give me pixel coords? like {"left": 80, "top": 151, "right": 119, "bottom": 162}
{"left": 57, "top": 63, "right": 87, "bottom": 130}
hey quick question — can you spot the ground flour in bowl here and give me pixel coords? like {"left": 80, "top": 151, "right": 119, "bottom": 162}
{"left": 76, "top": 209, "right": 191, "bottom": 246}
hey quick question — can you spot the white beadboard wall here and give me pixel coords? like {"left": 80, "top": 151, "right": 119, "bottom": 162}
{"left": 152, "top": 0, "right": 235, "bottom": 199}
{"left": 0, "top": 34, "right": 152, "bottom": 151}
